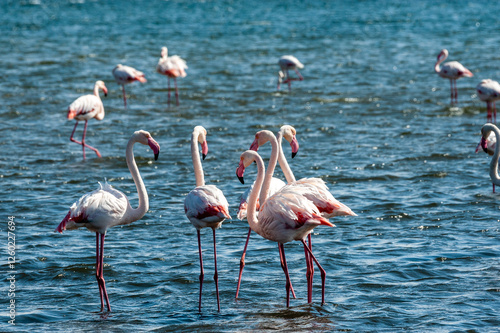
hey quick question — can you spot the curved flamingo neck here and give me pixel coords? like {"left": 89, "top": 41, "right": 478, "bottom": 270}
{"left": 93, "top": 84, "right": 102, "bottom": 97}
{"left": 259, "top": 133, "right": 280, "bottom": 206}
{"left": 124, "top": 136, "right": 149, "bottom": 223}
{"left": 191, "top": 131, "right": 205, "bottom": 187}
{"left": 276, "top": 131, "right": 296, "bottom": 183}
{"left": 435, "top": 52, "right": 447, "bottom": 74}
{"left": 488, "top": 125, "right": 500, "bottom": 186}
{"left": 247, "top": 153, "right": 265, "bottom": 235}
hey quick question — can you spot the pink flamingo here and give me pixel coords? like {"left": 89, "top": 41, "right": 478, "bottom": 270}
{"left": 236, "top": 150, "right": 333, "bottom": 307}
{"left": 56, "top": 130, "right": 160, "bottom": 312}
{"left": 184, "top": 126, "right": 231, "bottom": 312}
{"left": 112, "top": 64, "right": 147, "bottom": 109}
{"left": 476, "top": 79, "right": 500, "bottom": 123}
{"left": 277, "top": 55, "right": 304, "bottom": 92}
{"left": 67, "top": 80, "right": 108, "bottom": 159}
{"left": 156, "top": 46, "right": 188, "bottom": 106}
{"left": 434, "top": 49, "right": 473, "bottom": 104}
{"left": 236, "top": 127, "right": 356, "bottom": 303}
{"left": 478, "top": 123, "right": 500, "bottom": 193}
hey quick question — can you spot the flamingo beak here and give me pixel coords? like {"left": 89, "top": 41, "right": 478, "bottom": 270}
{"left": 479, "top": 137, "right": 488, "bottom": 154}
{"left": 249, "top": 138, "right": 259, "bottom": 151}
{"left": 236, "top": 160, "right": 245, "bottom": 184}
{"left": 201, "top": 141, "right": 208, "bottom": 160}
{"left": 148, "top": 138, "right": 160, "bottom": 161}
{"left": 67, "top": 109, "right": 76, "bottom": 120}
{"left": 290, "top": 135, "right": 299, "bottom": 158}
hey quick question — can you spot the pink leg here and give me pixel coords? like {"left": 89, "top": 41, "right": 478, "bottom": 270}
{"left": 212, "top": 228, "right": 220, "bottom": 312}
{"left": 197, "top": 230, "right": 204, "bottom": 312}
{"left": 167, "top": 77, "right": 171, "bottom": 107}
{"left": 493, "top": 183, "right": 495, "bottom": 193}
{"left": 487, "top": 102, "right": 492, "bottom": 123}
{"left": 96, "top": 233, "right": 111, "bottom": 311}
{"left": 307, "top": 234, "right": 314, "bottom": 303}
{"left": 235, "top": 228, "right": 252, "bottom": 299}
{"left": 494, "top": 102, "right": 497, "bottom": 123}
{"left": 278, "top": 243, "right": 296, "bottom": 299}
{"left": 301, "top": 239, "right": 326, "bottom": 305}
{"left": 303, "top": 241, "right": 312, "bottom": 303}
{"left": 278, "top": 243, "right": 292, "bottom": 307}
{"left": 70, "top": 121, "right": 101, "bottom": 159}
{"left": 454, "top": 79, "right": 458, "bottom": 103}
{"left": 174, "top": 78, "right": 180, "bottom": 106}
{"left": 294, "top": 69, "right": 304, "bottom": 81}
{"left": 287, "top": 70, "right": 292, "bottom": 92}
{"left": 449, "top": 79, "right": 454, "bottom": 104}
{"left": 121, "top": 85, "right": 127, "bottom": 109}
{"left": 277, "top": 74, "right": 281, "bottom": 91}
{"left": 96, "top": 234, "right": 104, "bottom": 310}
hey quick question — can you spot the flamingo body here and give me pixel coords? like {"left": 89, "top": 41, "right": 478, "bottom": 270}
{"left": 112, "top": 64, "right": 146, "bottom": 108}
{"left": 185, "top": 185, "right": 231, "bottom": 229}
{"left": 434, "top": 49, "right": 473, "bottom": 103}
{"left": 477, "top": 79, "right": 500, "bottom": 123}
{"left": 278, "top": 55, "right": 304, "bottom": 91}
{"left": 157, "top": 46, "right": 188, "bottom": 106}
{"left": 237, "top": 177, "right": 286, "bottom": 220}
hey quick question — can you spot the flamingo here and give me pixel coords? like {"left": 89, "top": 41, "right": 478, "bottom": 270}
{"left": 476, "top": 79, "right": 500, "bottom": 123}
{"left": 236, "top": 126, "right": 356, "bottom": 303}
{"left": 236, "top": 150, "right": 333, "bottom": 307}
{"left": 184, "top": 126, "right": 231, "bottom": 312}
{"left": 112, "top": 64, "right": 147, "bottom": 109}
{"left": 156, "top": 46, "right": 188, "bottom": 106}
{"left": 434, "top": 49, "right": 473, "bottom": 104}
{"left": 478, "top": 123, "right": 500, "bottom": 193}
{"left": 55, "top": 130, "right": 160, "bottom": 312}
{"left": 277, "top": 55, "right": 304, "bottom": 92}
{"left": 67, "top": 80, "right": 108, "bottom": 159}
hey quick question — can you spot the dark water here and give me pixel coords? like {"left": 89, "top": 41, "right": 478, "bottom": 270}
{"left": 1, "top": 0, "right": 500, "bottom": 331}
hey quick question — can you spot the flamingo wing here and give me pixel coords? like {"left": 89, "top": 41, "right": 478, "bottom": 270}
{"left": 439, "top": 61, "right": 473, "bottom": 79}
{"left": 113, "top": 65, "right": 147, "bottom": 84}
{"left": 279, "top": 55, "right": 304, "bottom": 69}
{"left": 56, "top": 181, "right": 128, "bottom": 234}
{"left": 68, "top": 94, "right": 104, "bottom": 120}
{"left": 477, "top": 79, "right": 500, "bottom": 102}
{"left": 185, "top": 185, "right": 231, "bottom": 229}
{"left": 237, "top": 177, "right": 286, "bottom": 220}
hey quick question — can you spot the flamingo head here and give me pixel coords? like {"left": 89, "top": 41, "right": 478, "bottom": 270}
{"left": 194, "top": 126, "right": 208, "bottom": 160}
{"left": 250, "top": 130, "right": 274, "bottom": 151}
{"left": 280, "top": 125, "right": 299, "bottom": 158}
{"left": 236, "top": 150, "right": 260, "bottom": 184}
{"left": 437, "top": 49, "right": 448, "bottom": 62}
{"left": 161, "top": 46, "right": 168, "bottom": 58}
{"left": 96, "top": 80, "right": 108, "bottom": 97}
{"left": 133, "top": 130, "right": 160, "bottom": 160}
{"left": 480, "top": 124, "right": 497, "bottom": 156}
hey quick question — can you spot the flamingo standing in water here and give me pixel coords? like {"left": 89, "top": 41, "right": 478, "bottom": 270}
{"left": 478, "top": 123, "right": 500, "bottom": 193}
{"left": 236, "top": 127, "right": 356, "bottom": 303}
{"left": 112, "top": 64, "right": 147, "bottom": 109}
{"left": 236, "top": 150, "right": 333, "bottom": 307}
{"left": 277, "top": 55, "right": 304, "bottom": 92}
{"left": 67, "top": 80, "right": 108, "bottom": 159}
{"left": 434, "top": 49, "right": 473, "bottom": 104}
{"left": 56, "top": 130, "right": 160, "bottom": 312}
{"left": 476, "top": 79, "right": 500, "bottom": 123}
{"left": 184, "top": 126, "right": 231, "bottom": 312}
{"left": 156, "top": 46, "right": 188, "bottom": 106}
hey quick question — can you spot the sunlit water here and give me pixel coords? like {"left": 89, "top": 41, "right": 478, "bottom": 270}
{"left": 1, "top": 1, "right": 500, "bottom": 332}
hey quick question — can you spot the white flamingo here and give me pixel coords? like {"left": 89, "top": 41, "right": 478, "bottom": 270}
{"left": 277, "top": 55, "right": 304, "bottom": 92}
{"left": 478, "top": 123, "right": 500, "bottom": 193}
{"left": 477, "top": 79, "right": 500, "bottom": 123}
{"left": 434, "top": 49, "right": 473, "bottom": 103}
{"left": 184, "top": 126, "right": 231, "bottom": 312}
{"left": 56, "top": 130, "right": 160, "bottom": 312}
{"left": 112, "top": 64, "right": 147, "bottom": 108}
{"left": 67, "top": 80, "right": 108, "bottom": 159}
{"left": 156, "top": 46, "right": 188, "bottom": 106}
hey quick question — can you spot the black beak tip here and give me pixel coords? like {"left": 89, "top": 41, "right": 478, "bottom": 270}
{"left": 104, "top": 93, "right": 108, "bottom": 97}
{"left": 202, "top": 154, "right": 207, "bottom": 160}
{"left": 154, "top": 153, "right": 159, "bottom": 161}
{"left": 238, "top": 176, "right": 244, "bottom": 184}
{"left": 291, "top": 152, "right": 297, "bottom": 158}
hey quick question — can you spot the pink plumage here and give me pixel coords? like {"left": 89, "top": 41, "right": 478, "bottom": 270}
{"left": 157, "top": 46, "right": 188, "bottom": 106}
{"left": 477, "top": 79, "right": 500, "bottom": 123}
{"left": 277, "top": 55, "right": 304, "bottom": 92}
{"left": 434, "top": 49, "right": 473, "bottom": 104}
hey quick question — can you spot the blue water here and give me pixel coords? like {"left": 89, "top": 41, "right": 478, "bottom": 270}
{"left": 1, "top": 0, "right": 500, "bottom": 331}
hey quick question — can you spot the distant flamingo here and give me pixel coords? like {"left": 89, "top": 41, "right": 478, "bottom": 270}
{"left": 236, "top": 127, "right": 356, "bottom": 303}
{"left": 478, "top": 123, "right": 500, "bottom": 193}
{"left": 56, "top": 130, "right": 160, "bottom": 312}
{"left": 67, "top": 80, "right": 108, "bottom": 159}
{"left": 184, "top": 126, "right": 231, "bottom": 312}
{"left": 277, "top": 55, "right": 304, "bottom": 92}
{"left": 156, "top": 46, "right": 188, "bottom": 106}
{"left": 112, "top": 64, "right": 147, "bottom": 108}
{"left": 476, "top": 79, "right": 500, "bottom": 123}
{"left": 237, "top": 150, "right": 333, "bottom": 307}
{"left": 434, "top": 49, "right": 473, "bottom": 104}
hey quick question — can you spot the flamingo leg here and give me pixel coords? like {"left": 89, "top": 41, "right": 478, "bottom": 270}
{"left": 294, "top": 68, "right": 304, "bottom": 81}
{"left": 235, "top": 227, "right": 252, "bottom": 299}
{"left": 286, "top": 69, "right": 292, "bottom": 92}
{"left": 449, "top": 79, "right": 454, "bottom": 104}
{"left": 174, "top": 78, "right": 180, "bottom": 106}
{"left": 278, "top": 243, "right": 292, "bottom": 307}
{"left": 197, "top": 230, "right": 204, "bottom": 312}
{"left": 95, "top": 233, "right": 104, "bottom": 311}
{"left": 487, "top": 102, "right": 492, "bottom": 123}
{"left": 301, "top": 239, "right": 326, "bottom": 305}
{"left": 493, "top": 183, "right": 496, "bottom": 193}
{"left": 306, "top": 233, "right": 314, "bottom": 303}
{"left": 277, "top": 73, "right": 282, "bottom": 91}
{"left": 212, "top": 228, "right": 220, "bottom": 312}
{"left": 121, "top": 85, "right": 127, "bottom": 109}
{"left": 69, "top": 121, "right": 101, "bottom": 159}
{"left": 168, "top": 77, "right": 171, "bottom": 107}
{"left": 454, "top": 79, "right": 458, "bottom": 103}
{"left": 96, "top": 233, "right": 111, "bottom": 312}
{"left": 278, "top": 243, "right": 296, "bottom": 299}
{"left": 494, "top": 101, "right": 497, "bottom": 124}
